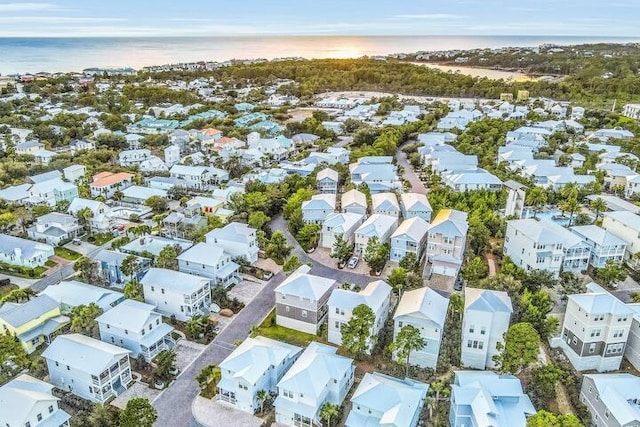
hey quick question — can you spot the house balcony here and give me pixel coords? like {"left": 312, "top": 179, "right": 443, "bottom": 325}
{"left": 141, "top": 325, "right": 176, "bottom": 361}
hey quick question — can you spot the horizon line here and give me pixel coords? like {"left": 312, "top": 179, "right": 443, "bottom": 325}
{"left": 0, "top": 34, "right": 639, "bottom": 39}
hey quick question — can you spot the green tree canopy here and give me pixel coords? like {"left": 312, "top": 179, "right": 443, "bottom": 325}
{"left": 340, "top": 304, "right": 376, "bottom": 358}
{"left": 493, "top": 322, "right": 540, "bottom": 374}
{"left": 119, "top": 398, "right": 157, "bottom": 427}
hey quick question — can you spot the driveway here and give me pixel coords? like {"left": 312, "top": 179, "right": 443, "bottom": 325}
{"left": 396, "top": 145, "right": 427, "bottom": 194}
{"left": 174, "top": 340, "right": 206, "bottom": 373}
{"left": 192, "top": 397, "right": 264, "bottom": 427}
{"left": 152, "top": 271, "right": 287, "bottom": 427}
{"left": 111, "top": 381, "right": 161, "bottom": 410}
{"left": 271, "top": 215, "right": 372, "bottom": 288}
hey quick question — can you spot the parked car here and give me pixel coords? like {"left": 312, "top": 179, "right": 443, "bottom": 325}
{"left": 347, "top": 256, "right": 359, "bottom": 269}
{"left": 72, "top": 238, "right": 82, "bottom": 246}
{"left": 453, "top": 275, "right": 464, "bottom": 291}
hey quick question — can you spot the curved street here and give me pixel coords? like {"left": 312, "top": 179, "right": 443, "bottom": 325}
{"left": 153, "top": 214, "right": 372, "bottom": 426}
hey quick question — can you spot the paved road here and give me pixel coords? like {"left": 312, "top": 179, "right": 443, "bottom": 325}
{"left": 270, "top": 215, "right": 371, "bottom": 287}
{"left": 31, "top": 241, "right": 113, "bottom": 292}
{"left": 153, "top": 271, "right": 287, "bottom": 427}
{"left": 396, "top": 145, "right": 427, "bottom": 194}
{"left": 153, "top": 215, "right": 372, "bottom": 426}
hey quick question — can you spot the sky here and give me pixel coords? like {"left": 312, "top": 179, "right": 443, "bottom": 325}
{"left": 0, "top": 0, "right": 639, "bottom": 38}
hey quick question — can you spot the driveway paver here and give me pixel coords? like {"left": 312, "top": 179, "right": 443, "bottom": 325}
{"left": 192, "top": 396, "right": 264, "bottom": 427}
{"left": 111, "top": 381, "right": 160, "bottom": 409}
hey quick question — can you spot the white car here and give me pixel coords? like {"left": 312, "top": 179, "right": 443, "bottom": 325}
{"left": 347, "top": 256, "right": 359, "bottom": 269}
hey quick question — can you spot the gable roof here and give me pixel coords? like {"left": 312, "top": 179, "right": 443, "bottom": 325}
{"left": 140, "top": 268, "right": 210, "bottom": 294}
{"left": 328, "top": 280, "right": 391, "bottom": 312}
{"left": 41, "top": 280, "right": 123, "bottom": 311}
{"left": 342, "top": 189, "right": 367, "bottom": 207}
{"left": 0, "top": 374, "right": 66, "bottom": 427}
{"left": 400, "top": 192, "right": 432, "bottom": 212}
{"left": 391, "top": 217, "right": 429, "bottom": 242}
{"left": 349, "top": 372, "right": 428, "bottom": 427}
{"left": 42, "top": 334, "right": 130, "bottom": 375}
{"left": 356, "top": 214, "right": 398, "bottom": 238}
{"left": 394, "top": 287, "right": 449, "bottom": 327}
{"left": 584, "top": 374, "right": 640, "bottom": 425}
{"left": 220, "top": 336, "right": 302, "bottom": 385}
{"left": 0, "top": 295, "right": 59, "bottom": 328}
{"left": 428, "top": 209, "right": 468, "bottom": 237}
{"left": 568, "top": 282, "right": 634, "bottom": 315}
{"left": 277, "top": 342, "right": 353, "bottom": 398}
{"left": 275, "top": 265, "right": 337, "bottom": 300}
{"left": 464, "top": 287, "right": 513, "bottom": 313}
{"left": 96, "top": 299, "right": 158, "bottom": 331}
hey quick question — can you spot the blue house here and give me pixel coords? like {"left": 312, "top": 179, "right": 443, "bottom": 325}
{"left": 94, "top": 250, "right": 151, "bottom": 288}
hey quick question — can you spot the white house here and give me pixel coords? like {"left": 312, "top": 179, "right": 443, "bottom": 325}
{"left": 63, "top": 164, "right": 86, "bottom": 183}
{"left": 97, "top": 299, "right": 175, "bottom": 362}
{"left": 400, "top": 193, "right": 432, "bottom": 222}
{"left": 441, "top": 168, "right": 502, "bottom": 192}
{"left": 0, "top": 374, "right": 70, "bottom": 427}
{"left": 275, "top": 265, "right": 337, "bottom": 334}
{"left": 393, "top": 287, "right": 449, "bottom": 369}
{"left": 27, "top": 213, "right": 82, "bottom": 246}
{"left": 354, "top": 214, "right": 399, "bottom": 256}
{"left": 205, "top": 222, "right": 259, "bottom": 263}
{"left": 68, "top": 198, "right": 112, "bottom": 232}
{"left": 504, "top": 219, "right": 591, "bottom": 277}
{"left": 580, "top": 373, "right": 640, "bottom": 427}
{"left": 461, "top": 288, "right": 513, "bottom": 370}
{"left": 169, "top": 164, "right": 229, "bottom": 190}
{"left": 140, "top": 268, "right": 211, "bottom": 321}
{"left": 177, "top": 242, "right": 241, "bottom": 287}
{"left": 42, "top": 334, "right": 132, "bottom": 404}
{"left": 217, "top": 336, "right": 302, "bottom": 414}
{"left": 450, "top": 371, "right": 536, "bottom": 427}
{"left": 602, "top": 211, "right": 640, "bottom": 266}
{"left": 274, "top": 342, "right": 355, "bottom": 427}
{"left": 346, "top": 372, "right": 428, "bottom": 427}
{"left": 371, "top": 192, "right": 400, "bottom": 217}
{"left": 321, "top": 212, "right": 364, "bottom": 250}
{"left": 624, "top": 304, "right": 640, "bottom": 371}
{"left": 426, "top": 209, "right": 468, "bottom": 277}
{"left": 316, "top": 168, "right": 339, "bottom": 194}
{"left": 301, "top": 194, "right": 336, "bottom": 225}
{"left": 0, "top": 234, "right": 54, "bottom": 268}
{"left": 118, "top": 149, "right": 152, "bottom": 167}
{"left": 551, "top": 283, "right": 633, "bottom": 372}
{"left": 341, "top": 189, "right": 367, "bottom": 216}
{"left": 349, "top": 157, "right": 401, "bottom": 193}
{"left": 41, "top": 280, "right": 124, "bottom": 313}
{"left": 390, "top": 217, "right": 429, "bottom": 263}
{"left": 328, "top": 280, "right": 392, "bottom": 353}
{"left": 570, "top": 225, "right": 627, "bottom": 269}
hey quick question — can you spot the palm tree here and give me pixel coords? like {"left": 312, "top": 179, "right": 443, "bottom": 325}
{"left": 560, "top": 197, "right": 581, "bottom": 226}
{"left": 589, "top": 197, "right": 607, "bottom": 222}
{"left": 319, "top": 403, "right": 339, "bottom": 427}
{"left": 256, "top": 389, "right": 268, "bottom": 414}
{"left": 525, "top": 187, "right": 547, "bottom": 219}
{"left": 560, "top": 182, "right": 579, "bottom": 201}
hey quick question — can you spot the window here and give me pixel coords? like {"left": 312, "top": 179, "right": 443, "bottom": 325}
{"left": 467, "top": 340, "right": 473, "bottom": 348}
{"left": 335, "top": 321, "right": 339, "bottom": 328}
{"left": 469, "top": 325, "right": 475, "bottom": 333}
{"left": 66, "top": 365, "right": 70, "bottom": 371}
{"left": 605, "top": 410, "right": 610, "bottom": 419}
{"left": 48, "top": 405, "right": 54, "bottom": 413}
{"left": 149, "top": 324, "right": 152, "bottom": 331}
{"left": 161, "top": 288, "right": 165, "bottom": 294}
{"left": 335, "top": 307, "right": 340, "bottom": 314}
{"left": 36, "top": 414, "right": 42, "bottom": 422}
{"left": 301, "top": 310, "right": 307, "bottom": 318}
{"left": 285, "top": 306, "right": 290, "bottom": 312}
{"left": 119, "top": 339, "right": 124, "bottom": 345}
{"left": 25, "top": 423, "right": 31, "bottom": 427}
{"left": 156, "top": 319, "right": 160, "bottom": 325}
{"left": 125, "top": 329, "right": 128, "bottom": 335}
{"left": 614, "top": 329, "right": 624, "bottom": 338}
{"left": 106, "top": 324, "right": 110, "bottom": 329}
{"left": 472, "top": 340, "right": 478, "bottom": 349}
{"left": 110, "top": 337, "right": 115, "bottom": 343}
{"left": 151, "top": 286, "right": 155, "bottom": 292}
{"left": 589, "top": 343, "right": 596, "bottom": 354}
{"left": 478, "top": 341, "right": 484, "bottom": 350}
{"left": 55, "top": 361, "right": 59, "bottom": 367}
{"left": 480, "top": 326, "right": 486, "bottom": 335}
{"left": 398, "top": 321, "right": 403, "bottom": 328}
{"left": 590, "top": 329, "right": 601, "bottom": 338}
{"left": 572, "top": 337, "right": 578, "bottom": 345}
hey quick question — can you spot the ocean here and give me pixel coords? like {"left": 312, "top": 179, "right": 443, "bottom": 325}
{"left": 0, "top": 35, "right": 638, "bottom": 75}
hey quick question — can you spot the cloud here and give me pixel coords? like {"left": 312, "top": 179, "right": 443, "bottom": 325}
{"left": 0, "top": 2, "right": 58, "bottom": 12}
{"left": 393, "top": 14, "right": 464, "bottom": 20}
{"left": 0, "top": 16, "right": 126, "bottom": 24}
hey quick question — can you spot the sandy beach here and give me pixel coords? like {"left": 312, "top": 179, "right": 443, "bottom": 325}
{"left": 410, "top": 62, "right": 534, "bottom": 81}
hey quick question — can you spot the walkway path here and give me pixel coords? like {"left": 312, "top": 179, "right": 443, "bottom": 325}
{"left": 485, "top": 253, "right": 498, "bottom": 277}
{"left": 396, "top": 145, "right": 427, "bottom": 194}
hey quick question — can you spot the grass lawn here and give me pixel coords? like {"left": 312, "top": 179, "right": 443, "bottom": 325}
{"left": 87, "top": 232, "right": 115, "bottom": 246}
{"left": 45, "top": 260, "right": 57, "bottom": 267}
{"left": 0, "top": 283, "right": 18, "bottom": 299}
{"left": 54, "top": 247, "right": 82, "bottom": 260}
{"left": 252, "top": 310, "right": 316, "bottom": 347}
